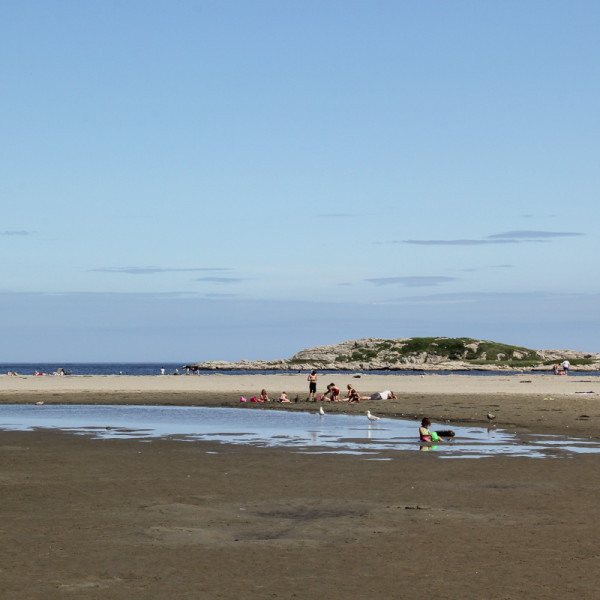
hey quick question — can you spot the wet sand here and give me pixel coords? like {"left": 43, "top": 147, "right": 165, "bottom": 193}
{"left": 2, "top": 374, "right": 600, "bottom": 598}
{"left": 2, "top": 372, "right": 599, "bottom": 435}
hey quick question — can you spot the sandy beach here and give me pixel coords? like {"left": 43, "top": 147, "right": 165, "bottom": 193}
{"left": 2, "top": 372, "right": 599, "bottom": 435}
{"left": 2, "top": 374, "right": 600, "bottom": 599}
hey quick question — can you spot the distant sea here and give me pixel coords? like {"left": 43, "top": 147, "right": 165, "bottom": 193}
{"left": 2, "top": 363, "right": 600, "bottom": 377}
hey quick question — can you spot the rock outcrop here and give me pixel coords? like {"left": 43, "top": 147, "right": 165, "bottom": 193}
{"left": 184, "top": 337, "right": 600, "bottom": 372}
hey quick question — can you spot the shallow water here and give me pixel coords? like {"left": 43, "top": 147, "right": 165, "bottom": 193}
{"left": 0, "top": 405, "right": 598, "bottom": 459}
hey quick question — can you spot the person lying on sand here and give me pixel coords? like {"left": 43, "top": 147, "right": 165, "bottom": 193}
{"left": 370, "top": 390, "right": 397, "bottom": 400}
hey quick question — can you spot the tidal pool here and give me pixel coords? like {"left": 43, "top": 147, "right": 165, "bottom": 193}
{"left": 0, "top": 404, "right": 598, "bottom": 459}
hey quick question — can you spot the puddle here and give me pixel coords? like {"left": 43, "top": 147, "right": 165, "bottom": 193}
{"left": 0, "top": 405, "right": 598, "bottom": 459}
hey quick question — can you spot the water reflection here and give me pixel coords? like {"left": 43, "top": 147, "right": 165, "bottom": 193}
{"left": 0, "top": 404, "right": 598, "bottom": 459}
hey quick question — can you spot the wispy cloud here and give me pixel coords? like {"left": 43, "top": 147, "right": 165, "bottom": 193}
{"left": 487, "top": 230, "right": 583, "bottom": 240}
{"left": 400, "top": 239, "right": 517, "bottom": 246}
{"left": 203, "top": 293, "right": 238, "bottom": 298}
{"left": 366, "top": 276, "right": 456, "bottom": 287}
{"left": 91, "top": 267, "right": 233, "bottom": 275}
{"left": 196, "top": 277, "right": 245, "bottom": 284}
{"left": 521, "top": 214, "right": 557, "bottom": 218}
{"left": 381, "top": 230, "right": 584, "bottom": 246}
{"left": 318, "top": 213, "right": 358, "bottom": 218}
{"left": 455, "top": 264, "right": 513, "bottom": 273}
{"left": 0, "top": 230, "right": 30, "bottom": 236}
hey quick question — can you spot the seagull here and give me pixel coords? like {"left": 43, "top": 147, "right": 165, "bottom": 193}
{"left": 319, "top": 406, "right": 325, "bottom": 416}
{"left": 487, "top": 412, "right": 496, "bottom": 421}
{"left": 367, "top": 410, "right": 380, "bottom": 422}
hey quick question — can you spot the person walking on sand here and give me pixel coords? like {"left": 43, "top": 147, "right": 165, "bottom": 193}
{"left": 307, "top": 370, "right": 318, "bottom": 401}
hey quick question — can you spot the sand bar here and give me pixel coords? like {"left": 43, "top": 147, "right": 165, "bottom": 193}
{"left": 1, "top": 372, "right": 599, "bottom": 436}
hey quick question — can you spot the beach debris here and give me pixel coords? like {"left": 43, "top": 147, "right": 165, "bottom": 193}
{"left": 34, "top": 401, "right": 44, "bottom": 406}
{"left": 367, "top": 410, "right": 380, "bottom": 422}
{"left": 319, "top": 406, "right": 325, "bottom": 416}
{"left": 487, "top": 412, "right": 496, "bottom": 421}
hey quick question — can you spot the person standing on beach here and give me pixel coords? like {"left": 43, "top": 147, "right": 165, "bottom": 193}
{"left": 307, "top": 370, "right": 318, "bottom": 401}
{"left": 562, "top": 360, "right": 570, "bottom": 375}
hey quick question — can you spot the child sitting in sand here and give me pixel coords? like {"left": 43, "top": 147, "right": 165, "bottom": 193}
{"left": 279, "top": 392, "right": 291, "bottom": 403}
{"left": 322, "top": 383, "right": 340, "bottom": 402}
{"left": 346, "top": 384, "right": 364, "bottom": 403}
{"left": 419, "top": 417, "right": 444, "bottom": 442}
{"left": 260, "top": 389, "right": 270, "bottom": 402}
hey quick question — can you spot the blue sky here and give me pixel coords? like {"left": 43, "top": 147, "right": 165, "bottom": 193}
{"left": 2, "top": 0, "right": 599, "bottom": 361}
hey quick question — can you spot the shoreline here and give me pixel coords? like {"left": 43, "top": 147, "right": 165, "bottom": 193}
{"left": 1, "top": 373, "right": 599, "bottom": 436}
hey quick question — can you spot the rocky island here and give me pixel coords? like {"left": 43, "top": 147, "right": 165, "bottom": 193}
{"left": 185, "top": 337, "right": 600, "bottom": 372}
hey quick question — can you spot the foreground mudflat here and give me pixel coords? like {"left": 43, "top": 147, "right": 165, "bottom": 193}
{"left": 2, "top": 430, "right": 599, "bottom": 599}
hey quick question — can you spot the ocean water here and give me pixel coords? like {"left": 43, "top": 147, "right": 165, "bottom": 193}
{"left": 0, "top": 363, "right": 185, "bottom": 376}
{"left": 0, "top": 404, "right": 598, "bottom": 459}
{"left": 2, "top": 363, "right": 600, "bottom": 377}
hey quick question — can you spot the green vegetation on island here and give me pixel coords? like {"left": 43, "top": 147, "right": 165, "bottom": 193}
{"left": 321, "top": 337, "right": 595, "bottom": 368}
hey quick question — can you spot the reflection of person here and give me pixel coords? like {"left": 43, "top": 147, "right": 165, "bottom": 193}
{"left": 562, "top": 360, "right": 570, "bottom": 375}
{"left": 307, "top": 370, "right": 318, "bottom": 401}
{"left": 370, "top": 390, "right": 397, "bottom": 400}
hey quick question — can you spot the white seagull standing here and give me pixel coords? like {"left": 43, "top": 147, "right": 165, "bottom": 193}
{"left": 366, "top": 410, "right": 380, "bottom": 422}
{"left": 319, "top": 406, "right": 325, "bottom": 416}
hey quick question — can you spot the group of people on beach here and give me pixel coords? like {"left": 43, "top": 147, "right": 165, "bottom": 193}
{"left": 240, "top": 370, "right": 398, "bottom": 405}
{"left": 307, "top": 370, "right": 396, "bottom": 403}
{"left": 553, "top": 360, "right": 571, "bottom": 375}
